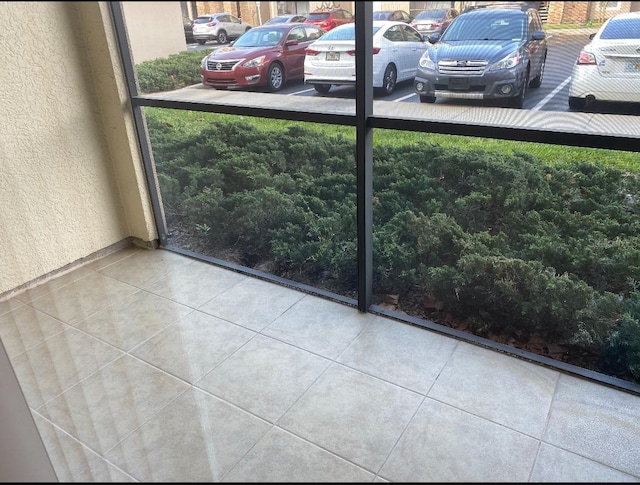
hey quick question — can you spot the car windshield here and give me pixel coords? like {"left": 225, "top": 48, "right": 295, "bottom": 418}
{"left": 318, "top": 24, "right": 381, "bottom": 41}
{"left": 232, "top": 28, "right": 284, "bottom": 47}
{"left": 416, "top": 10, "right": 445, "bottom": 20}
{"left": 443, "top": 14, "right": 525, "bottom": 41}
{"left": 600, "top": 17, "right": 640, "bottom": 39}
{"left": 373, "top": 12, "right": 391, "bottom": 20}
{"left": 266, "top": 16, "right": 289, "bottom": 24}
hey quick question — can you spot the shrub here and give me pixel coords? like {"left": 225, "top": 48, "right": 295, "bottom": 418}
{"left": 136, "top": 51, "right": 204, "bottom": 93}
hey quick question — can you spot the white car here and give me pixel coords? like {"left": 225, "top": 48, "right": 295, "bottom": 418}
{"left": 192, "top": 13, "right": 252, "bottom": 45}
{"left": 304, "top": 21, "right": 428, "bottom": 96}
{"left": 568, "top": 11, "right": 640, "bottom": 110}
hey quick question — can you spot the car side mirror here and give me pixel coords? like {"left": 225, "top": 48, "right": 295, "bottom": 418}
{"left": 428, "top": 33, "right": 440, "bottom": 43}
{"left": 589, "top": 32, "right": 596, "bottom": 40}
{"left": 285, "top": 39, "right": 299, "bottom": 46}
{"left": 532, "top": 31, "right": 545, "bottom": 40}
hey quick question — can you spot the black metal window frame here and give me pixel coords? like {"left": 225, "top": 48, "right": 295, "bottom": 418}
{"left": 109, "top": 2, "right": 640, "bottom": 394}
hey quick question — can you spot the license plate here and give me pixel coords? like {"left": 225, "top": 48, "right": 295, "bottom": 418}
{"left": 625, "top": 61, "right": 640, "bottom": 72}
{"left": 449, "top": 78, "right": 469, "bottom": 89}
{"left": 326, "top": 52, "right": 340, "bottom": 61}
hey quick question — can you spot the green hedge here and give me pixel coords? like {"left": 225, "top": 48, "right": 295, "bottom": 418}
{"left": 147, "top": 111, "right": 640, "bottom": 383}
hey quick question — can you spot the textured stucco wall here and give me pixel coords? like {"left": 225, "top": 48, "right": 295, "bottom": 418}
{"left": 0, "top": 2, "right": 156, "bottom": 295}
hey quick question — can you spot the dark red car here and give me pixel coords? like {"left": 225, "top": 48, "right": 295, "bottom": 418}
{"left": 200, "top": 23, "right": 325, "bottom": 92}
{"left": 303, "top": 6, "right": 354, "bottom": 31}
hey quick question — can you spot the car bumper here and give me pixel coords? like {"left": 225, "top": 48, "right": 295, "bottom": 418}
{"left": 194, "top": 33, "right": 218, "bottom": 41}
{"left": 200, "top": 67, "right": 265, "bottom": 88}
{"left": 413, "top": 67, "right": 526, "bottom": 100}
{"left": 304, "top": 60, "right": 388, "bottom": 88}
{"left": 569, "top": 67, "right": 640, "bottom": 103}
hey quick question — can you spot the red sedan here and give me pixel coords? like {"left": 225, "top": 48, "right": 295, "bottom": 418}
{"left": 200, "top": 23, "right": 325, "bottom": 92}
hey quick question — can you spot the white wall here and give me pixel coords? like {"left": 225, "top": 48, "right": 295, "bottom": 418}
{"left": 0, "top": 2, "right": 156, "bottom": 296}
{"left": 121, "top": 1, "right": 187, "bottom": 64}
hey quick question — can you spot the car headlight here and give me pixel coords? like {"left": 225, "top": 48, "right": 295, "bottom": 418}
{"left": 490, "top": 50, "right": 522, "bottom": 70}
{"left": 419, "top": 51, "right": 436, "bottom": 70}
{"left": 242, "top": 56, "right": 266, "bottom": 69}
{"left": 201, "top": 56, "right": 208, "bottom": 69}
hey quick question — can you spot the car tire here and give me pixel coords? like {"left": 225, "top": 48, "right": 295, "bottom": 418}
{"left": 217, "top": 30, "right": 228, "bottom": 44}
{"left": 378, "top": 64, "right": 397, "bottom": 96}
{"left": 197, "top": 39, "right": 206, "bottom": 45}
{"left": 420, "top": 95, "right": 436, "bottom": 103}
{"left": 530, "top": 54, "right": 546, "bottom": 88}
{"left": 568, "top": 96, "right": 586, "bottom": 111}
{"left": 314, "top": 84, "right": 331, "bottom": 94}
{"left": 267, "top": 63, "right": 284, "bottom": 92}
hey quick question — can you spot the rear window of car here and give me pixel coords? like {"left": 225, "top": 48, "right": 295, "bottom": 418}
{"left": 194, "top": 16, "right": 215, "bottom": 24}
{"left": 600, "top": 17, "right": 640, "bottom": 39}
{"left": 373, "top": 12, "right": 391, "bottom": 20}
{"left": 319, "top": 24, "right": 381, "bottom": 41}
{"left": 307, "top": 13, "right": 330, "bottom": 21}
{"left": 416, "top": 10, "right": 446, "bottom": 20}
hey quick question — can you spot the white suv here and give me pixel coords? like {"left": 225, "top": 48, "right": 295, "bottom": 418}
{"left": 192, "top": 13, "right": 252, "bottom": 45}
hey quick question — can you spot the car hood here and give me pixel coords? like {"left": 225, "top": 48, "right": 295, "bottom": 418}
{"left": 206, "top": 45, "right": 276, "bottom": 60}
{"left": 429, "top": 40, "right": 521, "bottom": 63}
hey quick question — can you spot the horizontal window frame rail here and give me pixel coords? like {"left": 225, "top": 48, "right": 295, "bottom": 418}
{"left": 133, "top": 95, "right": 640, "bottom": 153}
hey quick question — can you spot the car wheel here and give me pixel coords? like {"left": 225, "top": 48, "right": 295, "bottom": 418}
{"left": 314, "top": 84, "right": 331, "bottom": 94}
{"left": 508, "top": 69, "right": 529, "bottom": 108}
{"left": 530, "top": 54, "right": 546, "bottom": 88}
{"left": 568, "top": 96, "right": 586, "bottom": 111}
{"left": 267, "top": 63, "right": 284, "bottom": 92}
{"left": 197, "top": 39, "right": 206, "bottom": 45}
{"left": 420, "top": 95, "right": 436, "bottom": 103}
{"left": 217, "top": 30, "right": 228, "bottom": 44}
{"left": 379, "top": 64, "right": 397, "bottom": 96}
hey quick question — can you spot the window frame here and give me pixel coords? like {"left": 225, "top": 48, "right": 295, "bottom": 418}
{"left": 109, "top": 2, "right": 640, "bottom": 393}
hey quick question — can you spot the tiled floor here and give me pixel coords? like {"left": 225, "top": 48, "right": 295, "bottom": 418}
{"left": 2, "top": 246, "right": 640, "bottom": 482}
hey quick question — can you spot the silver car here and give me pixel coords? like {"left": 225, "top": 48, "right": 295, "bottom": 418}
{"left": 192, "top": 13, "right": 252, "bottom": 45}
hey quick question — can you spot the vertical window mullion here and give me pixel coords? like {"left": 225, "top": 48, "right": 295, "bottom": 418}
{"left": 355, "top": 2, "right": 374, "bottom": 311}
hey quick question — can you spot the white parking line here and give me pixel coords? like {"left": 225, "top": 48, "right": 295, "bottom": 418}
{"left": 287, "top": 87, "right": 316, "bottom": 95}
{"left": 394, "top": 92, "right": 418, "bottom": 102}
{"left": 531, "top": 76, "right": 571, "bottom": 111}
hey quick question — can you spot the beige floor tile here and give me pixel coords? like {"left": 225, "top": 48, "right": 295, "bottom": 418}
{"left": 104, "top": 387, "right": 271, "bottom": 482}
{"left": 543, "top": 374, "right": 640, "bottom": 477}
{"left": 40, "top": 354, "right": 188, "bottom": 454}
{"left": 143, "top": 259, "right": 246, "bottom": 308}
{"left": 10, "top": 328, "right": 123, "bottom": 409}
{"left": 33, "top": 414, "right": 135, "bottom": 482}
{"left": 16, "top": 266, "right": 95, "bottom": 304}
{"left": 0, "top": 297, "right": 25, "bottom": 317}
{"left": 131, "top": 310, "right": 255, "bottom": 383}
{"left": 198, "top": 277, "right": 305, "bottom": 331}
{"left": 74, "top": 290, "right": 192, "bottom": 351}
{"left": 28, "top": 272, "right": 139, "bottom": 326}
{"left": 278, "top": 363, "right": 422, "bottom": 472}
{"left": 97, "top": 249, "right": 196, "bottom": 288}
{"left": 428, "top": 341, "right": 559, "bottom": 437}
{"left": 262, "top": 295, "right": 375, "bottom": 359}
{"left": 337, "top": 317, "right": 458, "bottom": 394}
{"left": 379, "top": 398, "right": 539, "bottom": 482}
{"left": 0, "top": 304, "right": 67, "bottom": 358}
{"left": 531, "top": 443, "right": 639, "bottom": 482}
{"left": 223, "top": 427, "right": 375, "bottom": 482}
{"left": 197, "top": 335, "right": 330, "bottom": 422}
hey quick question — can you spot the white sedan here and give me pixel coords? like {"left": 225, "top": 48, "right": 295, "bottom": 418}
{"left": 568, "top": 11, "right": 640, "bottom": 110}
{"left": 304, "top": 21, "right": 429, "bottom": 96}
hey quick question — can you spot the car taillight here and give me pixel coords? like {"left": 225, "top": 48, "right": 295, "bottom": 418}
{"left": 305, "top": 48, "right": 320, "bottom": 55}
{"left": 433, "top": 22, "right": 443, "bottom": 28}
{"left": 345, "top": 48, "right": 380, "bottom": 56}
{"left": 576, "top": 51, "right": 596, "bottom": 65}
{"left": 207, "top": 21, "right": 217, "bottom": 27}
